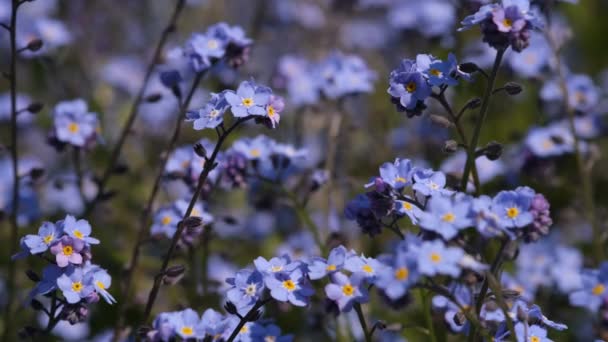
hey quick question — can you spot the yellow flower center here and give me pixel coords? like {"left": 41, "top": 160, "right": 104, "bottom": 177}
{"left": 73, "top": 230, "right": 84, "bottom": 239}
{"left": 541, "top": 139, "right": 554, "bottom": 150}
{"left": 209, "top": 109, "right": 219, "bottom": 117}
{"left": 192, "top": 208, "right": 200, "bottom": 217}
{"left": 362, "top": 265, "right": 373, "bottom": 274}
{"left": 395, "top": 267, "right": 409, "bottom": 281}
{"left": 96, "top": 280, "right": 105, "bottom": 290}
{"left": 271, "top": 265, "right": 283, "bottom": 272}
{"left": 242, "top": 97, "right": 254, "bottom": 107}
{"left": 395, "top": 176, "right": 406, "bottom": 183}
{"left": 267, "top": 105, "right": 275, "bottom": 117}
{"left": 430, "top": 253, "right": 442, "bottom": 263}
{"left": 265, "top": 336, "right": 277, "bottom": 342}
{"left": 405, "top": 81, "right": 417, "bottom": 93}
{"left": 442, "top": 213, "right": 455, "bottom": 223}
{"left": 530, "top": 337, "right": 540, "bottom": 342}
{"left": 429, "top": 69, "right": 442, "bottom": 77}
{"left": 240, "top": 325, "right": 249, "bottom": 334}
{"left": 506, "top": 207, "right": 519, "bottom": 219}
{"left": 342, "top": 284, "right": 355, "bottom": 296}
{"left": 43, "top": 234, "right": 54, "bottom": 244}
{"left": 592, "top": 284, "right": 605, "bottom": 296}
{"left": 63, "top": 245, "right": 73, "bottom": 256}
{"left": 161, "top": 215, "right": 172, "bottom": 225}
{"left": 503, "top": 18, "right": 512, "bottom": 27}
{"left": 326, "top": 264, "right": 337, "bottom": 271}
{"left": 71, "top": 281, "right": 83, "bottom": 292}
{"left": 181, "top": 326, "right": 194, "bottom": 336}
{"left": 68, "top": 122, "right": 79, "bottom": 133}
{"left": 282, "top": 279, "right": 296, "bottom": 291}
{"left": 250, "top": 149, "right": 261, "bottom": 158}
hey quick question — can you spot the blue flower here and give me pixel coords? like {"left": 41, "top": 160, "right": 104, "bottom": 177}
{"left": 378, "top": 158, "right": 413, "bottom": 190}
{"left": 185, "top": 22, "right": 252, "bottom": 72}
{"left": 28, "top": 265, "right": 63, "bottom": 299}
{"left": 226, "top": 268, "right": 265, "bottom": 312}
{"left": 307, "top": 246, "right": 349, "bottom": 280}
{"left": 394, "top": 198, "right": 424, "bottom": 225}
{"left": 22, "top": 221, "right": 61, "bottom": 254}
{"left": 325, "top": 273, "right": 369, "bottom": 312}
{"left": 317, "top": 51, "right": 376, "bottom": 99}
{"left": 492, "top": 188, "right": 534, "bottom": 228}
{"left": 173, "top": 308, "right": 204, "bottom": 339}
{"left": 231, "top": 135, "right": 276, "bottom": 160}
{"left": 266, "top": 268, "right": 314, "bottom": 306}
{"left": 200, "top": 309, "right": 229, "bottom": 338}
{"left": 254, "top": 255, "right": 299, "bottom": 277}
{"left": 524, "top": 124, "right": 575, "bottom": 158}
{"left": 412, "top": 169, "right": 451, "bottom": 197}
{"left": 432, "top": 283, "right": 472, "bottom": 333}
{"left": 375, "top": 244, "right": 419, "bottom": 300}
{"left": 540, "top": 74, "right": 599, "bottom": 112}
{"left": 250, "top": 323, "right": 293, "bottom": 342}
{"left": 225, "top": 80, "right": 271, "bottom": 117}
{"left": 186, "top": 92, "right": 230, "bottom": 130}
{"left": 150, "top": 205, "right": 181, "bottom": 239}
{"left": 471, "top": 195, "right": 512, "bottom": 238}
{"left": 416, "top": 240, "right": 464, "bottom": 277}
{"left": 416, "top": 54, "right": 459, "bottom": 87}
{"left": 507, "top": 33, "right": 551, "bottom": 77}
{"left": 388, "top": 59, "right": 431, "bottom": 115}
{"left": 514, "top": 323, "right": 551, "bottom": 342}
{"left": 569, "top": 264, "right": 608, "bottom": 312}
{"left": 53, "top": 99, "right": 100, "bottom": 147}
{"left": 63, "top": 215, "right": 99, "bottom": 245}
{"left": 418, "top": 194, "right": 473, "bottom": 240}
{"left": 57, "top": 268, "right": 93, "bottom": 304}
{"left": 86, "top": 268, "right": 116, "bottom": 305}
{"left": 344, "top": 254, "right": 384, "bottom": 281}
{"left": 277, "top": 55, "right": 321, "bottom": 107}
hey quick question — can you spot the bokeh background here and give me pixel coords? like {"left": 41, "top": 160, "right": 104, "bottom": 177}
{"left": 2, "top": 0, "right": 608, "bottom": 340}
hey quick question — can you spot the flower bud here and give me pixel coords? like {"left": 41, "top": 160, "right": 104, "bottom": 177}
{"left": 504, "top": 82, "right": 523, "bottom": 95}
{"left": 443, "top": 140, "right": 459, "bottom": 153}
{"left": 193, "top": 142, "right": 207, "bottom": 158}
{"left": 26, "top": 102, "right": 44, "bottom": 114}
{"left": 483, "top": 141, "right": 503, "bottom": 161}
{"left": 25, "top": 269, "right": 41, "bottom": 282}
{"left": 144, "top": 93, "right": 162, "bottom": 103}
{"left": 458, "top": 62, "right": 480, "bottom": 74}
{"left": 163, "top": 265, "right": 186, "bottom": 285}
{"left": 224, "top": 301, "right": 238, "bottom": 315}
{"left": 25, "top": 38, "right": 43, "bottom": 52}
{"left": 465, "top": 97, "right": 482, "bottom": 110}
{"left": 429, "top": 114, "right": 453, "bottom": 129}
{"left": 30, "top": 299, "right": 44, "bottom": 311}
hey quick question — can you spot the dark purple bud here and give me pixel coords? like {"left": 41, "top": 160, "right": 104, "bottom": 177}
{"left": 25, "top": 270, "right": 40, "bottom": 282}
{"left": 458, "top": 62, "right": 480, "bottom": 74}
{"left": 224, "top": 301, "right": 238, "bottom": 315}
{"left": 25, "top": 38, "right": 43, "bottom": 52}
{"left": 25, "top": 102, "right": 44, "bottom": 113}
{"left": 193, "top": 142, "right": 207, "bottom": 158}
{"left": 465, "top": 97, "right": 482, "bottom": 110}
{"left": 504, "top": 82, "right": 523, "bottom": 95}
{"left": 30, "top": 299, "right": 44, "bottom": 311}
{"left": 29, "top": 167, "right": 45, "bottom": 180}
{"left": 144, "top": 93, "right": 162, "bottom": 103}
{"left": 483, "top": 141, "right": 503, "bottom": 161}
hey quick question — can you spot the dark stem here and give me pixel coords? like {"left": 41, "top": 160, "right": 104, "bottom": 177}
{"left": 72, "top": 147, "right": 85, "bottom": 203}
{"left": 354, "top": 303, "right": 372, "bottom": 342}
{"left": 3, "top": 1, "right": 22, "bottom": 341}
{"left": 225, "top": 299, "right": 271, "bottom": 342}
{"left": 83, "top": 0, "right": 186, "bottom": 217}
{"left": 140, "top": 116, "right": 254, "bottom": 325}
{"left": 43, "top": 293, "right": 61, "bottom": 335}
{"left": 459, "top": 48, "right": 506, "bottom": 194}
{"left": 112, "top": 70, "right": 205, "bottom": 341}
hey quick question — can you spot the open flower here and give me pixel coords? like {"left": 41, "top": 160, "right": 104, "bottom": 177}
{"left": 50, "top": 236, "right": 85, "bottom": 267}
{"left": 325, "top": 272, "right": 369, "bottom": 312}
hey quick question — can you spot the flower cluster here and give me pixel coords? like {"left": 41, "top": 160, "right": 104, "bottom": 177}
{"left": 150, "top": 198, "right": 213, "bottom": 244}
{"left": 460, "top": 0, "right": 543, "bottom": 52}
{"left": 275, "top": 51, "right": 376, "bottom": 107}
{"left": 186, "top": 80, "right": 283, "bottom": 130}
{"left": 345, "top": 158, "right": 552, "bottom": 241}
{"left": 50, "top": 99, "right": 101, "bottom": 149}
{"left": 14, "top": 215, "right": 115, "bottom": 325}
{"left": 148, "top": 307, "right": 293, "bottom": 341}
{"left": 387, "top": 53, "right": 469, "bottom": 117}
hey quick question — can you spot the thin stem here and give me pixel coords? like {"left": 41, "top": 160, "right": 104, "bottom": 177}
{"left": 112, "top": 71, "right": 205, "bottom": 340}
{"left": 486, "top": 272, "right": 516, "bottom": 340}
{"left": 225, "top": 298, "right": 271, "bottom": 342}
{"left": 3, "top": 1, "right": 22, "bottom": 341}
{"left": 140, "top": 116, "right": 254, "bottom": 325}
{"left": 43, "top": 293, "right": 61, "bottom": 335}
{"left": 282, "top": 187, "right": 327, "bottom": 256}
{"left": 430, "top": 93, "right": 481, "bottom": 191}
{"left": 354, "top": 303, "right": 372, "bottom": 342}
{"left": 324, "top": 99, "right": 346, "bottom": 233}
{"left": 72, "top": 147, "right": 85, "bottom": 203}
{"left": 83, "top": 0, "right": 186, "bottom": 216}
{"left": 419, "top": 289, "right": 438, "bottom": 342}
{"left": 460, "top": 48, "right": 506, "bottom": 194}
{"left": 545, "top": 28, "right": 602, "bottom": 262}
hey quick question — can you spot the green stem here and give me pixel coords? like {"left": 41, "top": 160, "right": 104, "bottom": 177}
{"left": 283, "top": 188, "right": 327, "bottom": 256}
{"left": 354, "top": 303, "right": 371, "bottom": 342}
{"left": 419, "top": 289, "right": 438, "bottom": 342}
{"left": 460, "top": 48, "right": 506, "bottom": 194}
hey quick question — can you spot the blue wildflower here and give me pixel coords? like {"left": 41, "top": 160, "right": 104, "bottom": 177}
{"left": 266, "top": 268, "right": 314, "bottom": 306}
{"left": 492, "top": 187, "right": 534, "bottom": 228}
{"left": 325, "top": 273, "right": 369, "bottom": 312}
{"left": 186, "top": 92, "right": 230, "bottom": 130}
{"left": 412, "top": 169, "right": 451, "bottom": 197}
{"left": 378, "top": 158, "right": 412, "bottom": 190}
{"left": 231, "top": 135, "right": 276, "bottom": 160}
{"left": 225, "top": 80, "right": 271, "bottom": 117}
{"left": 419, "top": 194, "right": 473, "bottom": 240}
{"left": 57, "top": 268, "right": 93, "bottom": 304}
{"left": 307, "top": 246, "right": 349, "bottom": 280}
{"left": 416, "top": 240, "right": 464, "bottom": 277}
{"left": 174, "top": 308, "right": 204, "bottom": 339}
{"left": 394, "top": 198, "right": 424, "bottom": 225}
{"left": 514, "top": 323, "right": 551, "bottom": 342}
{"left": 250, "top": 323, "right": 293, "bottom": 342}
{"left": 388, "top": 58, "right": 431, "bottom": 116}
{"left": 28, "top": 265, "right": 63, "bottom": 299}
{"left": 226, "top": 269, "right": 265, "bottom": 312}
{"left": 432, "top": 283, "right": 472, "bottom": 333}
{"left": 87, "top": 268, "right": 116, "bottom": 305}
{"left": 63, "top": 215, "right": 99, "bottom": 245}
{"left": 317, "top": 51, "right": 376, "bottom": 99}
{"left": 150, "top": 205, "right": 181, "bottom": 239}
{"left": 22, "top": 221, "right": 61, "bottom": 254}
{"left": 53, "top": 99, "right": 100, "bottom": 147}
{"left": 344, "top": 254, "right": 384, "bottom": 281}
{"left": 540, "top": 74, "right": 599, "bottom": 112}
{"left": 50, "top": 236, "right": 85, "bottom": 267}
{"left": 200, "top": 309, "right": 229, "bottom": 338}
{"left": 375, "top": 244, "right": 419, "bottom": 300}
{"left": 569, "top": 264, "right": 608, "bottom": 312}
{"left": 417, "top": 54, "right": 459, "bottom": 87}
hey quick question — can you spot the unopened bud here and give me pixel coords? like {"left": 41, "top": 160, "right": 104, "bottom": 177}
{"left": 193, "top": 142, "right": 207, "bottom": 159}
{"left": 25, "top": 269, "right": 41, "bottom": 282}
{"left": 163, "top": 265, "right": 186, "bottom": 285}
{"left": 444, "top": 140, "right": 459, "bottom": 153}
{"left": 26, "top": 102, "right": 44, "bottom": 113}
{"left": 245, "top": 308, "right": 263, "bottom": 322}
{"left": 224, "top": 301, "right": 238, "bottom": 315}
{"left": 25, "top": 39, "right": 43, "bottom": 52}
{"left": 182, "top": 216, "right": 203, "bottom": 229}
{"left": 30, "top": 299, "right": 44, "bottom": 311}
{"left": 29, "top": 167, "right": 45, "bottom": 180}
{"left": 465, "top": 97, "right": 482, "bottom": 110}
{"left": 504, "top": 82, "right": 523, "bottom": 95}
{"left": 458, "top": 62, "right": 480, "bottom": 74}
{"left": 429, "top": 114, "right": 453, "bottom": 128}
{"left": 483, "top": 141, "right": 503, "bottom": 161}
{"left": 144, "top": 93, "right": 162, "bottom": 103}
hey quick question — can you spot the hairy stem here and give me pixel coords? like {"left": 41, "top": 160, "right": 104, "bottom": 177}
{"left": 140, "top": 116, "right": 254, "bottom": 325}
{"left": 3, "top": 1, "right": 22, "bottom": 341}
{"left": 112, "top": 71, "right": 205, "bottom": 340}
{"left": 460, "top": 48, "right": 506, "bottom": 194}
{"left": 83, "top": 0, "right": 186, "bottom": 216}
